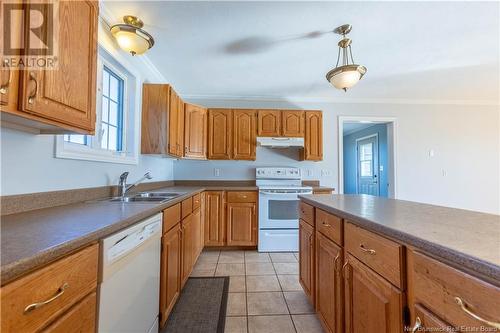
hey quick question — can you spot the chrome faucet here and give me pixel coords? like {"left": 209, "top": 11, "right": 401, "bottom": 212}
{"left": 118, "top": 172, "right": 153, "bottom": 198}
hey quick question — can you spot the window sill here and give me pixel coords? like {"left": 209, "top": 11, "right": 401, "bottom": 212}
{"left": 55, "top": 141, "right": 138, "bottom": 165}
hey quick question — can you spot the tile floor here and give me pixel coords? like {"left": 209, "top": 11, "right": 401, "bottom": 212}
{"left": 191, "top": 250, "right": 325, "bottom": 333}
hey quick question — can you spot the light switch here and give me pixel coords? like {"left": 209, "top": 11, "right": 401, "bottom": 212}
{"left": 429, "top": 149, "right": 435, "bottom": 157}
{"left": 214, "top": 168, "right": 220, "bottom": 177}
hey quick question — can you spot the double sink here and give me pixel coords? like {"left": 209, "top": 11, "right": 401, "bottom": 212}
{"left": 105, "top": 192, "right": 184, "bottom": 203}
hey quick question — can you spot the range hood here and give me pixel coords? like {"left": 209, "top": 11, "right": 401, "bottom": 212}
{"left": 257, "top": 137, "right": 304, "bottom": 148}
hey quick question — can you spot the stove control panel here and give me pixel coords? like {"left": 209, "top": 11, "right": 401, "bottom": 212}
{"left": 256, "top": 167, "right": 301, "bottom": 179}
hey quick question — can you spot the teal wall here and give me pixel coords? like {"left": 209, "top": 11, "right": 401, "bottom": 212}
{"left": 343, "top": 124, "right": 388, "bottom": 197}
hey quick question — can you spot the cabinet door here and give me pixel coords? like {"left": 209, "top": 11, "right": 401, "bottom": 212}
{"left": 257, "top": 110, "right": 281, "bottom": 137}
{"left": 192, "top": 207, "right": 203, "bottom": 259}
{"left": 204, "top": 191, "right": 225, "bottom": 246}
{"left": 282, "top": 110, "right": 304, "bottom": 137}
{"left": 409, "top": 303, "right": 453, "bottom": 332}
{"left": 20, "top": 1, "right": 98, "bottom": 133}
{"left": 299, "top": 219, "right": 315, "bottom": 304}
{"left": 141, "top": 84, "right": 169, "bottom": 154}
{"left": 160, "top": 225, "right": 181, "bottom": 327}
{"left": 227, "top": 202, "right": 256, "bottom": 246}
{"left": 168, "top": 88, "right": 180, "bottom": 156}
{"left": 184, "top": 103, "right": 207, "bottom": 159}
{"left": 176, "top": 97, "right": 185, "bottom": 157}
{"left": 208, "top": 109, "right": 232, "bottom": 159}
{"left": 303, "top": 111, "right": 323, "bottom": 161}
{"left": 44, "top": 292, "right": 96, "bottom": 333}
{"left": 316, "top": 231, "right": 343, "bottom": 333}
{"left": 233, "top": 109, "right": 256, "bottom": 160}
{"left": 181, "top": 214, "right": 195, "bottom": 287}
{"left": 0, "top": 9, "right": 21, "bottom": 112}
{"left": 344, "top": 254, "right": 403, "bottom": 333}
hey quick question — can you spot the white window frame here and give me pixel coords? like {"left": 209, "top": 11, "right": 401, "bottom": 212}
{"left": 55, "top": 46, "right": 142, "bottom": 165}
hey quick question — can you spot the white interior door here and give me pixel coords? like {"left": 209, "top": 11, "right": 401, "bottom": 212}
{"left": 357, "top": 135, "right": 379, "bottom": 195}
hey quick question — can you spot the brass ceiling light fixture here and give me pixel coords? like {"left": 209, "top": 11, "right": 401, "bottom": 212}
{"left": 110, "top": 15, "right": 155, "bottom": 56}
{"left": 326, "top": 24, "right": 367, "bottom": 91}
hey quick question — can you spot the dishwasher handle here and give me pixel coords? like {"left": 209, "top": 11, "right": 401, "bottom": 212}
{"left": 107, "top": 220, "right": 161, "bottom": 262}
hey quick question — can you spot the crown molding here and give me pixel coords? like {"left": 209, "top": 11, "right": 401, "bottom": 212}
{"left": 182, "top": 93, "right": 499, "bottom": 106}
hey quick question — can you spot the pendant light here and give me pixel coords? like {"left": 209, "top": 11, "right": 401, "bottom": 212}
{"left": 326, "top": 24, "right": 367, "bottom": 91}
{"left": 110, "top": 16, "right": 155, "bottom": 56}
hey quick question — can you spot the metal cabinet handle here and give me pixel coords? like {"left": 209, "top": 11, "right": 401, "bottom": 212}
{"left": 24, "top": 282, "right": 69, "bottom": 313}
{"left": 28, "top": 72, "right": 38, "bottom": 104}
{"left": 333, "top": 253, "right": 341, "bottom": 272}
{"left": 454, "top": 297, "right": 500, "bottom": 329}
{"left": 342, "top": 260, "right": 350, "bottom": 278}
{"left": 322, "top": 221, "right": 331, "bottom": 227}
{"left": 0, "top": 59, "right": 11, "bottom": 95}
{"left": 411, "top": 316, "right": 422, "bottom": 333}
{"left": 359, "top": 244, "right": 376, "bottom": 255}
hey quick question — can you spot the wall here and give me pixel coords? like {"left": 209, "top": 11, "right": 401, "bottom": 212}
{"left": 343, "top": 124, "right": 388, "bottom": 197}
{"left": 0, "top": 17, "right": 174, "bottom": 196}
{"left": 175, "top": 98, "right": 500, "bottom": 214}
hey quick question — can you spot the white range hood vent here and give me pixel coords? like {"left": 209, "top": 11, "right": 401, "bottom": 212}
{"left": 257, "top": 137, "right": 304, "bottom": 148}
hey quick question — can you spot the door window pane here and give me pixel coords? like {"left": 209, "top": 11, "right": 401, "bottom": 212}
{"left": 100, "top": 66, "right": 124, "bottom": 151}
{"left": 360, "top": 161, "right": 372, "bottom": 177}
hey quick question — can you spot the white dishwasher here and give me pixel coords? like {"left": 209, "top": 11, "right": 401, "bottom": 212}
{"left": 98, "top": 213, "right": 162, "bottom": 333}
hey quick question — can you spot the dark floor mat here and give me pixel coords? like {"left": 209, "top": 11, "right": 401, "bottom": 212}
{"left": 161, "top": 277, "right": 229, "bottom": 333}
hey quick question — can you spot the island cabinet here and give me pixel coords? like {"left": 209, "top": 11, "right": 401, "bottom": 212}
{"left": 299, "top": 202, "right": 315, "bottom": 303}
{"left": 0, "top": 244, "right": 99, "bottom": 333}
{"left": 226, "top": 191, "right": 257, "bottom": 246}
{"left": 1, "top": 0, "right": 98, "bottom": 134}
{"left": 407, "top": 250, "right": 500, "bottom": 332}
{"left": 184, "top": 103, "right": 207, "bottom": 159}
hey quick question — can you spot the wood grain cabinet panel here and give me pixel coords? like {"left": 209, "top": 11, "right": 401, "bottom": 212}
{"left": 0, "top": 10, "right": 21, "bottom": 113}
{"left": 208, "top": 109, "right": 232, "bottom": 160}
{"left": 315, "top": 231, "right": 343, "bottom": 333}
{"left": 302, "top": 111, "right": 323, "bottom": 161}
{"left": 19, "top": 0, "right": 98, "bottom": 133}
{"left": 160, "top": 225, "right": 181, "bottom": 327}
{"left": 181, "top": 213, "right": 195, "bottom": 288}
{"left": 316, "top": 209, "right": 343, "bottom": 246}
{"left": 282, "top": 110, "right": 305, "bottom": 137}
{"left": 1, "top": 244, "right": 98, "bottom": 333}
{"left": 409, "top": 303, "right": 453, "bottom": 332}
{"left": 141, "top": 84, "right": 169, "bottom": 154}
{"left": 204, "top": 191, "right": 226, "bottom": 246}
{"left": 344, "top": 254, "right": 403, "bottom": 333}
{"left": 226, "top": 202, "right": 256, "bottom": 246}
{"left": 44, "top": 292, "right": 96, "bottom": 333}
{"left": 257, "top": 110, "right": 281, "bottom": 137}
{"left": 167, "top": 87, "right": 184, "bottom": 157}
{"left": 184, "top": 103, "right": 207, "bottom": 159}
{"left": 299, "top": 202, "right": 315, "bottom": 226}
{"left": 233, "top": 109, "right": 257, "bottom": 160}
{"left": 299, "top": 219, "right": 315, "bottom": 305}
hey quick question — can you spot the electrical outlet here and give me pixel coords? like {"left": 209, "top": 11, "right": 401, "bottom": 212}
{"left": 306, "top": 169, "right": 313, "bottom": 177}
{"left": 214, "top": 168, "right": 221, "bottom": 177}
{"left": 321, "top": 169, "right": 332, "bottom": 177}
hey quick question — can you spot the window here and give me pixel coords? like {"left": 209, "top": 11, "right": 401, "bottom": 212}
{"left": 57, "top": 46, "right": 139, "bottom": 164}
{"left": 359, "top": 143, "right": 373, "bottom": 177}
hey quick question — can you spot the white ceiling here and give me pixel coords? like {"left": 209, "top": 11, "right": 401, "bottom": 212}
{"left": 102, "top": 1, "right": 499, "bottom": 104}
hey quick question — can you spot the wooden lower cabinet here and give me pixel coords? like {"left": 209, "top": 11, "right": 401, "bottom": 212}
{"left": 204, "top": 191, "right": 226, "bottom": 246}
{"left": 299, "top": 219, "right": 315, "bottom": 304}
{"left": 315, "top": 231, "right": 343, "bottom": 333}
{"left": 226, "top": 202, "right": 256, "bottom": 246}
{"left": 344, "top": 254, "right": 403, "bottom": 333}
{"left": 44, "top": 292, "right": 96, "bottom": 333}
{"left": 181, "top": 213, "right": 195, "bottom": 287}
{"left": 159, "top": 225, "right": 181, "bottom": 327}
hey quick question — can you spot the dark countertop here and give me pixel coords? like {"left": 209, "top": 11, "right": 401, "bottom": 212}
{"left": 299, "top": 194, "right": 500, "bottom": 284}
{"left": 1, "top": 185, "right": 258, "bottom": 285}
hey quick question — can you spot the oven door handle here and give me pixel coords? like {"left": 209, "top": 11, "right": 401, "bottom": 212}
{"left": 259, "top": 190, "right": 312, "bottom": 195}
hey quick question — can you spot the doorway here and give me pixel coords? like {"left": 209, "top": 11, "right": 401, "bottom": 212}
{"left": 338, "top": 117, "right": 397, "bottom": 198}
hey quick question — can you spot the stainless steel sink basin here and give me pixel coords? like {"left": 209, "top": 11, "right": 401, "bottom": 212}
{"left": 136, "top": 192, "right": 184, "bottom": 198}
{"left": 107, "top": 196, "right": 170, "bottom": 203}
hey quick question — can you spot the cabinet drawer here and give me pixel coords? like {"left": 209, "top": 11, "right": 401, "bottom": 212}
{"left": 345, "top": 222, "right": 403, "bottom": 288}
{"left": 315, "top": 209, "right": 343, "bottom": 246}
{"left": 181, "top": 197, "right": 193, "bottom": 219}
{"left": 163, "top": 203, "right": 181, "bottom": 233}
{"left": 44, "top": 292, "right": 97, "bottom": 333}
{"left": 299, "top": 202, "right": 314, "bottom": 226}
{"left": 192, "top": 193, "right": 201, "bottom": 209}
{"left": 227, "top": 191, "right": 257, "bottom": 203}
{"left": 1, "top": 244, "right": 98, "bottom": 333}
{"left": 411, "top": 251, "right": 500, "bottom": 331}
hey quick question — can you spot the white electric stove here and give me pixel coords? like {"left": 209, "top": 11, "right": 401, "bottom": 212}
{"left": 256, "top": 167, "right": 312, "bottom": 252}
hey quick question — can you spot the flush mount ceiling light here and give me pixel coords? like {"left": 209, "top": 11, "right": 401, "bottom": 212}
{"left": 110, "top": 15, "right": 154, "bottom": 56}
{"left": 326, "top": 24, "right": 367, "bottom": 92}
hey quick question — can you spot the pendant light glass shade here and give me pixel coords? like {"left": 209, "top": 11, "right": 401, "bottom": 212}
{"left": 110, "top": 16, "right": 154, "bottom": 56}
{"left": 326, "top": 24, "right": 366, "bottom": 91}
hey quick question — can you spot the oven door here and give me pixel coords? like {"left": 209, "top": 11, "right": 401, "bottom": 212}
{"left": 259, "top": 190, "right": 307, "bottom": 229}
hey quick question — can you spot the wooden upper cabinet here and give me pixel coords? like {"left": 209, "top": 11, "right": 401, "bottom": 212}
{"left": 282, "top": 110, "right": 305, "bottom": 137}
{"left": 159, "top": 225, "right": 181, "bottom": 327}
{"left": 226, "top": 202, "right": 257, "bottom": 246}
{"left": 303, "top": 111, "right": 323, "bottom": 161}
{"left": 141, "top": 84, "right": 169, "bottom": 154}
{"left": 257, "top": 110, "right": 281, "bottom": 137}
{"left": 204, "top": 191, "right": 225, "bottom": 246}
{"left": 208, "top": 109, "right": 232, "bottom": 160}
{"left": 19, "top": 1, "right": 98, "bottom": 133}
{"left": 299, "top": 219, "right": 315, "bottom": 304}
{"left": 167, "top": 87, "right": 184, "bottom": 157}
{"left": 316, "top": 231, "right": 343, "bottom": 333}
{"left": 184, "top": 103, "right": 207, "bottom": 159}
{"left": 344, "top": 254, "right": 403, "bottom": 333}
{"left": 233, "top": 109, "right": 256, "bottom": 160}
{"left": 0, "top": 9, "right": 21, "bottom": 113}
{"left": 176, "top": 97, "right": 185, "bottom": 157}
